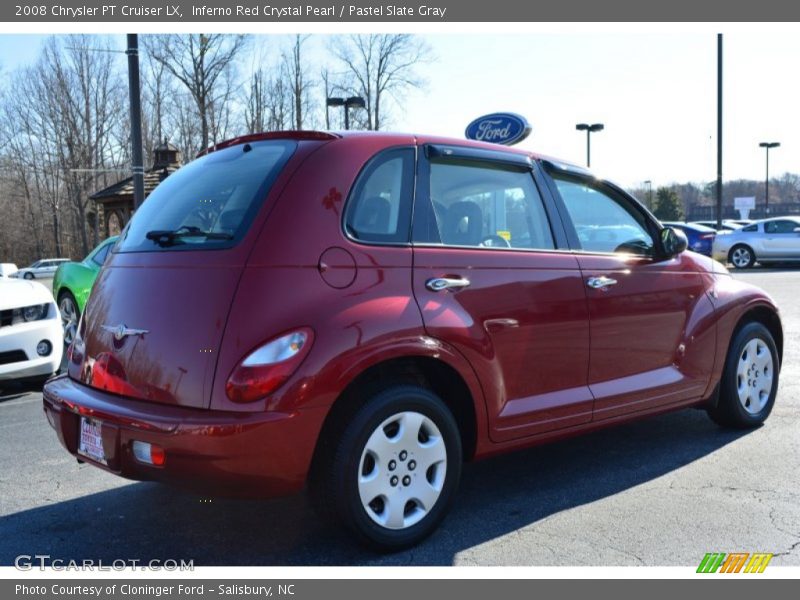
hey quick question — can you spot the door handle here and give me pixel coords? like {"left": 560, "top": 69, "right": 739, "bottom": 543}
{"left": 586, "top": 276, "right": 618, "bottom": 290}
{"left": 426, "top": 277, "right": 471, "bottom": 292}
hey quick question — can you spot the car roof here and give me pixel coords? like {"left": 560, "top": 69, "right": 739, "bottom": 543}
{"left": 757, "top": 215, "right": 800, "bottom": 223}
{"left": 199, "top": 130, "right": 583, "bottom": 171}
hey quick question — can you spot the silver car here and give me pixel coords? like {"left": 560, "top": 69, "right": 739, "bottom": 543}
{"left": 712, "top": 216, "right": 800, "bottom": 269}
{"left": 14, "top": 258, "right": 70, "bottom": 280}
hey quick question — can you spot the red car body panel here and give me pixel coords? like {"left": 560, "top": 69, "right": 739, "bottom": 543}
{"left": 43, "top": 131, "right": 782, "bottom": 497}
{"left": 576, "top": 252, "right": 717, "bottom": 419}
{"left": 413, "top": 247, "right": 592, "bottom": 442}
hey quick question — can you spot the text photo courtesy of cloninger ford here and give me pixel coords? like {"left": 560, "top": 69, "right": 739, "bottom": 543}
{"left": 0, "top": 27, "right": 799, "bottom": 571}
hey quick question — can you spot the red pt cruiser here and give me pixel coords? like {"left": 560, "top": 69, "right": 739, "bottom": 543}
{"left": 43, "top": 131, "right": 782, "bottom": 550}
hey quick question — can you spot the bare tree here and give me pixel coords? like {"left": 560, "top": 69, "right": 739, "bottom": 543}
{"left": 43, "top": 36, "right": 125, "bottom": 252}
{"left": 0, "top": 36, "right": 124, "bottom": 258}
{"left": 242, "top": 67, "right": 291, "bottom": 133}
{"left": 283, "top": 34, "right": 315, "bottom": 130}
{"left": 331, "top": 34, "right": 431, "bottom": 130}
{"left": 141, "top": 54, "right": 175, "bottom": 162}
{"left": 144, "top": 34, "right": 248, "bottom": 150}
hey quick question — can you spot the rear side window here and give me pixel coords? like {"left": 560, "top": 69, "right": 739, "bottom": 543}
{"left": 118, "top": 140, "right": 297, "bottom": 252}
{"left": 419, "top": 160, "right": 554, "bottom": 251}
{"left": 344, "top": 148, "right": 415, "bottom": 244}
{"left": 765, "top": 220, "right": 798, "bottom": 234}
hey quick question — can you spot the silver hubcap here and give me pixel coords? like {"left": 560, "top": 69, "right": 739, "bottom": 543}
{"left": 358, "top": 411, "right": 447, "bottom": 530}
{"left": 732, "top": 247, "right": 751, "bottom": 268}
{"left": 59, "top": 297, "right": 78, "bottom": 345}
{"left": 736, "top": 338, "right": 773, "bottom": 414}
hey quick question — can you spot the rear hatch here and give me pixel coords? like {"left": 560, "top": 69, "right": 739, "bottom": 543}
{"left": 68, "top": 138, "right": 312, "bottom": 409}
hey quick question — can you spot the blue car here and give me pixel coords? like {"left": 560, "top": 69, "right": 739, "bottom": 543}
{"left": 662, "top": 222, "right": 716, "bottom": 257}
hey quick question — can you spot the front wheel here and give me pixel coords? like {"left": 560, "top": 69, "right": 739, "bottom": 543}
{"left": 312, "top": 385, "right": 462, "bottom": 551}
{"left": 729, "top": 245, "right": 755, "bottom": 269}
{"left": 23, "top": 272, "right": 34, "bottom": 280}
{"left": 58, "top": 291, "right": 80, "bottom": 346}
{"left": 708, "top": 322, "right": 779, "bottom": 428}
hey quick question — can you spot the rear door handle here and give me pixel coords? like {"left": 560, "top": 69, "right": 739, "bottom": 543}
{"left": 426, "top": 277, "right": 471, "bottom": 292}
{"left": 586, "top": 276, "right": 618, "bottom": 290}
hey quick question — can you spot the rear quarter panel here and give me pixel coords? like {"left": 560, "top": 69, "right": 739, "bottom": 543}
{"left": 211, "top": 135, "right": 455, "bottom": 415}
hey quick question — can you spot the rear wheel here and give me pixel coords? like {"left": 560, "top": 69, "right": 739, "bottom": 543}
{"left": 58, "top": 291, "right": 80, "bottom": 346}
{"left": 708, "top": 322, "right": 779, "bottom": 428}
{"left": 729, "top": 245, "right": 755, "bottom": 269}
{"left": 311, "top": 384, "right": 462, "bottom": 551}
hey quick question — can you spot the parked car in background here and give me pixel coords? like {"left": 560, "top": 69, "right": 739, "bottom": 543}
{"left": 0, "top": 278, "right": 63, "bottom": 384}
{"left": 43, "top": 131, "right": 782, "bottom": 550}
{"left": 662, "top": 221, "right": 716, "bottom": 256}
{"left": 15, "top": 258, "right": 70, "bottom": 280}
{"left": 0, "top": 263, "right": 18, "bottom": 278}
{"left": 693, "top": 219, "right": 744, "bottom": 232}
{"left": 53, "top": 236, "right": 118, "bottom": 345}
{"left": 713, "top": 216, "right": 800, "bottom": 268}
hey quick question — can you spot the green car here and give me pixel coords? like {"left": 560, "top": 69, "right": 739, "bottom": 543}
{"left": 52, "top": 236, "right": 118, "bottom": 345}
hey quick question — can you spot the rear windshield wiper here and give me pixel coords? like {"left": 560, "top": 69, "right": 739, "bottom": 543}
{"left": 145, "top": 225, "right": 234, "bottom": 247}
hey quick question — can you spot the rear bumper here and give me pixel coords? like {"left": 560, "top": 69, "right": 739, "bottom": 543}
{"left": 42, "top": 374, "right": 328, "bottom": 497}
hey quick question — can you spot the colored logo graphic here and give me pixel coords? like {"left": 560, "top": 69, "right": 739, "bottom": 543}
{"left": 697, "top": 552, "right": 773, "bottom": 573}
{"left": 465, "top": 113, "right": 532, "bottom": 146}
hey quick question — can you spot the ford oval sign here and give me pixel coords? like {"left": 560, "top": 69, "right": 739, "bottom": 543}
{"left": 465, "top": 113, "right": 532, "bottom": 146}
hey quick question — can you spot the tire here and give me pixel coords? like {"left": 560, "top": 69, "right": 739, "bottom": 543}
{"left": 57, "top": 291, "right": 80, "bottom": 346}
{"left": 311, "top": 384, "right": 462, "bottom": 551}
{"left": 23, "top": 272, "right": 34, "bottom": 280}
{"left": 729, "top": 245, "right": 755, "bottom": 269}
{"left": 708, "top": 322, "right": 779, "bottom": 429}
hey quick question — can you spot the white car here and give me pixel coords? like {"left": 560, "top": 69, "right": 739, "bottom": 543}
{"left": 0, "top": 263, "right": 18, "bottom": 278}
{"left": 15, "top": 258, "right": 70, "bottom": 280}
{"left": 0, "top": 278, "right": 63, "bottom": 383}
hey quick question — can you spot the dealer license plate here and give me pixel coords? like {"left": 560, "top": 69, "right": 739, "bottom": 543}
{"left": 77, "top": 417, "right": 106, "bottom": 465}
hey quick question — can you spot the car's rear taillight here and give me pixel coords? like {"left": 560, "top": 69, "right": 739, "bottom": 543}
{"left": 225, "top": 328, "right": 314, "bottom": 403}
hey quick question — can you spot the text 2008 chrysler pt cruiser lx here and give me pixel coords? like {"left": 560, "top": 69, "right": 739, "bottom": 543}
{"left": 44, "top": 131, "right": 782, "bottom": 550}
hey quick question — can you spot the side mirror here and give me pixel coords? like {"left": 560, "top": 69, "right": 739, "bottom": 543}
{"left": 661, "top": 226, "right": 688, "bottom": 257}
{"left": 793, "top": 227, "right": 800, "bottom": 233}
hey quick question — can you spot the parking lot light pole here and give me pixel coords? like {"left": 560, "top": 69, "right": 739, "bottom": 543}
{"left": 576, "top": 123, "right": 604, "bottom": 168}
{"left": 126, "top": 34, "right": 145, "bottom": 210}
{"left": 644, "top": 180, "right": 653, "bottom": 209}
{"left": 326, "top": 96, "right": 366, "bottom": 130}
{"left": 759, "top": 142, "right": 780, "bottom": 215}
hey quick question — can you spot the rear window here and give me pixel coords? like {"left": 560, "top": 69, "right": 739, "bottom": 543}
{"left": 117, "top": 140, "right": 297, "bottom": 252}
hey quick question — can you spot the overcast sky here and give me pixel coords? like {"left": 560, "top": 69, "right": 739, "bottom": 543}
{"left": 0, "top": 32, "right": 796, "bottom": 188}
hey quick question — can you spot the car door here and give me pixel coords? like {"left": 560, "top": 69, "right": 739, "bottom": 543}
{"left": 762, "top": 219, "right": 800, "bottom": 257}
{"left": 411, "top": 144, "right": 592, "bottom": 442}
{"left": 544, "top": 166, "right": 716, "bottom": 420}
{"left": 37, "top": 261, "right": 52, "bottom": 276}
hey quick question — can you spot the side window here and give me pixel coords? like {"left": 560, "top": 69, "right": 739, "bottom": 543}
{"left": 553, "top": 176, "right": 655, "bottom": 256}
{"left": 765, "top": 220, "right": 797, "bottom": 234}
{"left": 91, "top": 243, "right": 111, "bottom": 266}
{"left": 344, "top": 148, "right": 415, "bottom": 244}
{"left": 417, "top": 159, "right": 555, "bottom": 251}
{"left": 742, "top": 224, "right": 758, "bottom": 232}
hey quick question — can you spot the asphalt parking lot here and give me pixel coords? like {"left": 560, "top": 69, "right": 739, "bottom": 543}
{"left": 1, "top": 270, "right": 798, "bottom": 567}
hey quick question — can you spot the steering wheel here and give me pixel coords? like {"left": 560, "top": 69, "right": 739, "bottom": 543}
{"left": 478, "top": 235, "right": 511, "bottom": 248}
